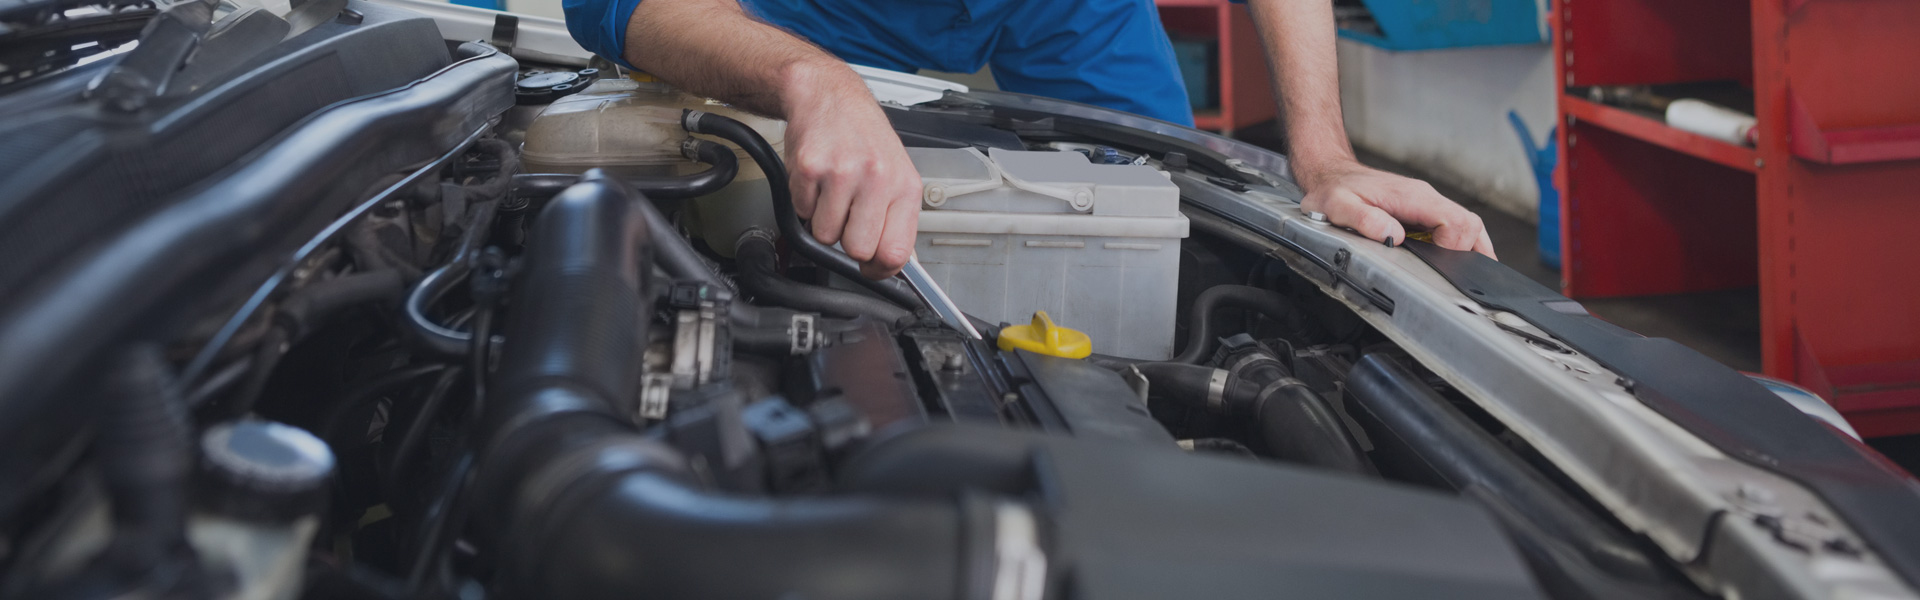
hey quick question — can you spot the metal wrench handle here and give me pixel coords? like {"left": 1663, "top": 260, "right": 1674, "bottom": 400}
{"left": 901, "top": 255, "right": 982, "bottom": 339}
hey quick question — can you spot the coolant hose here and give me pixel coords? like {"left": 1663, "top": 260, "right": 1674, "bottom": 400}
{"left": 472, "top": 169, "right": 978, "bottom": 600}
{"left": 681, "top": 110, "right": 923, "bottom": 309}
{"left": 509, "top": 139, "right": 739, "bottom": 201}
{"left": 1136, "top": 361, "right": 1371, "bottom": 474}
{"left": 1346, "top": 354, "right": 1668, "bottom": 584}
{"left": 1170, "top": 285, "right": 1305, "bottom": 364}
{"left": 734, "top": 230, "right": 912, "bottom": 323}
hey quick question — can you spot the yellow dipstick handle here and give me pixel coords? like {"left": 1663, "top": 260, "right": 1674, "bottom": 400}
{"left": 997, "top": 311, "right": 1092, "bottom": 359}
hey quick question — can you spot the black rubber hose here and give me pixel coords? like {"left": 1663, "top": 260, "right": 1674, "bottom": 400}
{"left": 472, "top": 169, "right": 974, "bottom": 600}
{"left": 1346, "top": 354, "right": 1669, "bottom": 584}
{"left": 510, "top": 139, "right": 738, "bottom": 201}
{"left": 733, "top": 325, "right": 799, "bottom": 355}
{"left": 91, "top": 346, "right": 197, "bottom": 587}
{"left": 226, "top": 270, "right": 409, "bottom": 416}
{"left": 1250, "top": 381, "right": 1372, "bottom": 474}
{"left": 734, "top": 231, "right": 912, "bottom": 323}
{"left": 277, "top": 270, "right": 408, "bottom": 339}
{"left": 682, "top": 110, "right": 922, "bottom": 308}
{"left": 525, "top": 467, "right": 965, "bottom": 600}
{"left": 1135, "top": 361, "right": 1370, "bottom": 474}
{"left": 614, "top": 159, "right": 738, "bottom": 294}
{"left": 1171, "top": 285, "right": 1305, "bottom": 364}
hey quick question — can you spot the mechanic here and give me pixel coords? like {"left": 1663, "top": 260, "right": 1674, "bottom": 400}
{"left": 562, "top": 0, "right": 1496, "bottom": 278}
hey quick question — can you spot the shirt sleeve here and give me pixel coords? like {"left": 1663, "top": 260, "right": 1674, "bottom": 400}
{"left": 562, "top": 0, "right": 644, "bottom": 69}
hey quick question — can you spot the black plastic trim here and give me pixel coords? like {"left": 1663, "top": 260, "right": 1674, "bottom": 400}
{"left": 1404, "top": 240, "right": 1920, "bottom": 588}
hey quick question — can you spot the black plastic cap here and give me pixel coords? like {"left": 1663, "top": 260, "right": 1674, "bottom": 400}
{"left": 196, "top": 420, "right": 335, "bottom": 522}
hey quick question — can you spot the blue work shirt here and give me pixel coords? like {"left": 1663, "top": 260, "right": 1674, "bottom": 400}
{"left": 561, "top": 0, "right": 1195, "bottom": 126}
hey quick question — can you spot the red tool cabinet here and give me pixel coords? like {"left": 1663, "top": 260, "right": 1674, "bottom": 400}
{"left": 1553, "top": 0, "right": 1920, "bottom": 437}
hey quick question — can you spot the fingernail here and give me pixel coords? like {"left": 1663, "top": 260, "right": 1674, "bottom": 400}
{"left": 1383, "top": 236, "right": 1396, "bottom": 248}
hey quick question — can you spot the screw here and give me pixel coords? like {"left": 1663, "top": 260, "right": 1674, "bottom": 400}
{"left": 1737, "top": 483, "right": 1776, "bottom": 505}
{"left": 1305, "top": 211, "right": 1327, "bottom": 222}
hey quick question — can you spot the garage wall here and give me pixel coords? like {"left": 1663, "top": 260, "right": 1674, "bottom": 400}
{"left": 1337, "top": 38, "right": 1556, "bottom": 223}
{"left": 501, "top": 0, "right": 563, "bottom": 19}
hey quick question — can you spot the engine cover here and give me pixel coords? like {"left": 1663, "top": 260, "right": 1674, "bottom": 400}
{"left": 842, "top": 426, "right": 1547, "bottom": 600}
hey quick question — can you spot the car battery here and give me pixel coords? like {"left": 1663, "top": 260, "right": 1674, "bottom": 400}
{"left": 907, "top": 147, "right": 1188, "bottom": 360}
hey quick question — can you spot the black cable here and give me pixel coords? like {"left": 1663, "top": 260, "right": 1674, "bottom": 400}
{"left": 182, "top": 357, "right": 254, "bottom": 409}
{"left": 511, "top": 138, "right": 739, "bottom": 201}
{"left": 467, "top": 308, "right": 493, "bottom": 419}
{"left": 319, "top": 364, "right": 450, "bottom": 446}
{"left": 385, "top": 366, "right": 463, "bottom": 494}
{"left": 405, "top": 452, "right": 475, "bottom": 597}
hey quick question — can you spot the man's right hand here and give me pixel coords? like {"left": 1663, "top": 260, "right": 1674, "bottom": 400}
{"left": 615, "top": 0, "right": 922, "bottom": 279}
{"left": 778, "top": 60, "right": 923, "bottom": 279}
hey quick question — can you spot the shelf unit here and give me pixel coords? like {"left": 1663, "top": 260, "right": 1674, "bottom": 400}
{"left": 1553, "top": 0, "right": 1920, "bottom": 437}
{"left": 1755, "top": 0, "right": 1920, "bottom": 438}
{"left": 1155, "top": 0, "right": 1274, "bottom": 134}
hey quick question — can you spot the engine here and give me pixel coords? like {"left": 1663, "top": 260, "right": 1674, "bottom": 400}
{"left": 0, "top": 23, "right": 1706, "bottom": 599}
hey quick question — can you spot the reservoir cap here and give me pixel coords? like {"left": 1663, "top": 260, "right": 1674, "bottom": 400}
{"left": 998, "top": 311, "right": 1093, "bottom": 359}
{"left": 198, "top": 420, "right": 335, "bottom": 522}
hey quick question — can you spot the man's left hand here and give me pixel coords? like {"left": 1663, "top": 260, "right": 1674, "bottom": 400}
{"left": 1294, "top": 159, "right": 1497, "bottom": 259}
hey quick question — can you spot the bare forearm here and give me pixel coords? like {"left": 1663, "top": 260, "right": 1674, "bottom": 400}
{"left": 621, "top": 0, "right": 868, "bottom": 119}
{"left": 1247, "top": 0, "right": 1354, "bottom": 179}
{"left": 1244, "top": 0, "right": 1494, "bottom": 256}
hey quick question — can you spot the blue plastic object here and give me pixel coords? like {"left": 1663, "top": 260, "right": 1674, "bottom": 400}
{"left": 1340, "top": 0, "right": 1543, "bottom": 51}
{"left": 1509, "top": 110, "right": 1559, "bottom": 270}
{"left": 1169, "top": 36, "right": 1217, "bottom": 111}
{"left": 451, "top": 0, "right": 502, "bottom": 9}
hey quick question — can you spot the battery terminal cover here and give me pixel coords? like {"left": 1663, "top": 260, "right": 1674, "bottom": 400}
{"left": 997, "top": 311, "right": 1093, "bottom": 359}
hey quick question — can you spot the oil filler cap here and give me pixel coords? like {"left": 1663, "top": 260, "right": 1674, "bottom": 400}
{"left": 997, "top": 311, "right": 1093, "bottom": 359}
{"left": 197, "top": 420, "right": 336, "bottom": 522}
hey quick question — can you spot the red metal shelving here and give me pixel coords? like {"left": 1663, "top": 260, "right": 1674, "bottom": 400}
{"left": 1555, "top": 0, "right": 1920, "bottom": 437}
{"left": 1562, "top": 95, "right": 1757, "bottom": 173}
{"left": 1755, "top": 0, "right": 1920, "bottom": 437}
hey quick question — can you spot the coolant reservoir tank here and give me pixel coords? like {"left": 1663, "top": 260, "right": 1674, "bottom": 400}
{"left": 522, "top": 78, "right": 787, "bottom": 255}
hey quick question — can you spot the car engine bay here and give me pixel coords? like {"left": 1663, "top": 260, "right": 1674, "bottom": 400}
{"left": 3, "top": 1, "right": 1919, "bottom": 599}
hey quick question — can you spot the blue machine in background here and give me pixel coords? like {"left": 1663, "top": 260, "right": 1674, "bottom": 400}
{"left": 1339, "top": 0, "right": 1543, "bottom": 51}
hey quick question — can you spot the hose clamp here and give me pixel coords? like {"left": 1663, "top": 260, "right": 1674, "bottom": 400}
{"left": 679, "top": 137, "right": 702, "bottom": 161}
{"left": 1256, "top": 377, "right": 1310, "bottom": 401}
{"left": 681, "top": 109, "right": 705, "bottom": 133}
{"left": 789, "top": 313, "right": 817, "bottom": 356}
{"left": 735, "top": 227, "right": 779, "bottom": 254}
{"left": 1206, "top": 368, "right": 1229, "bottom": 412}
